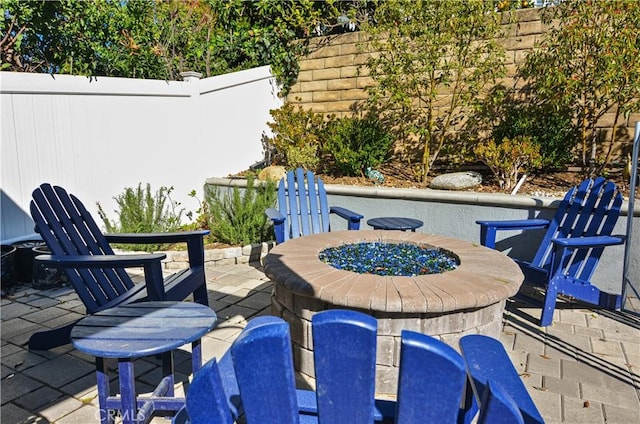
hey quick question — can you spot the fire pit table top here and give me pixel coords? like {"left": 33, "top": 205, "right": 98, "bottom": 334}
{"left": 263, "top": 230, "right": 524, "bottom": 314}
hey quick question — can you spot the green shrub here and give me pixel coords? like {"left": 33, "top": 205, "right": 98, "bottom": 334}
{"left": 361, "top": 0, "right": 506, "bottom": 181}
{"left": 517, "top": 1, "right": 640, "bottom": 173}
{"left": 474, "top": 136, "right": 543, "bottom": 192}
{"left": 492, "top": 104, "right": 578, "bottom": 169}
{"left": 202, "top": 176, "right": 276, "bottom": 245}
{"left": 266, "top": 102, "right": 333, "bottom": 170}
{"left": 97, "top": 183, "right": 184, "bottom": 252}
{"left": 286, "top": 143, "right": 320, "bottom": 172}
{"left": 324, "top": 114, "right": 393, "bottom": 177}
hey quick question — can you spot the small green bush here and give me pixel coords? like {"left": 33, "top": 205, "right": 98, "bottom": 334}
{"left": 266, "top": 103, "right": 393, "bottom": 176}
{"left": 492, "top": 104, "right": 578, "bottom": 169}
{"left": 97, "top": 183, "right": 184, "bottom": 252}
{"left": 286, "top": 143, "right": 320, "bottom": 171}
{"left": 266, "top": 102, "right": 333, "bottom": 170}
{"left": 202, "top": 176, "right": 276, "bottom": 246}
{"left": 474, "top": 136, "right": 543, "bottom": 192}
{"left": 324, "top": 114, "right": 393, "bottom": 177}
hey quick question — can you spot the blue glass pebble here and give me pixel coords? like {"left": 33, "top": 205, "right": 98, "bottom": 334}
{"left": 318, "top": 242, "right": 458, "bottom": 276}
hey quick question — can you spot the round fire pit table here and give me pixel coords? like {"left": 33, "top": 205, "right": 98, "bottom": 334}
{"left": 263, "top": 230, "right": 524, "bottom": 396}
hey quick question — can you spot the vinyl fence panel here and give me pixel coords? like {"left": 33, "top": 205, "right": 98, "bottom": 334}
{"left": 0, "top": 66, "right": 281, "bottom": 242}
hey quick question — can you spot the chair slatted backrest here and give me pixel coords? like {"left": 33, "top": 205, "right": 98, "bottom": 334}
{"left": 185, "top": 359, "right": 233, "bottom": 424}
{"left": 312, "top": 310, "right": 377, "bottom": 424}
{"left": 230, "top": 318, "right": 300, "bottom": 424}
{"left": 531, "top": 177, "right": 622, "bottom": 279}
{"left": 477, "top": 381, "right": 525, "bottom": 424}
{"left": 277, "top": 168, "right": 331, "bottom": 242}
{"left": 181, "top": 311, "right": 541, "bottom": 423}
{"left": 226, "top": 310, "right": 473, "bottom": 424}
{"left": 396, "top": 330, "right": 467, "bottom": 424}
{"left": 459, "top": 335, "right": 544, "bottom": 424}
{"left": 30, "top": 184, "right": 135, "bottom": 312}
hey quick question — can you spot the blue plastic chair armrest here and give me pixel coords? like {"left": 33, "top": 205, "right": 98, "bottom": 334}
{"left": 551, "top": 235, "right": 625, "bottom": 249}
{"left": 266, "top": 208, "right": 287, "bottom": 244}
{"left": 266, "top": 207, "right": 286, "bottom": 223}
{"left": 106, "top": 231, "right": 208, "bottom": 272}
{"left": 476, "top": 219, "right": 550, "bottom": 230}
{"left": 330, "top": 206, "right": 364, "bottom": 230}
{"left": 477, "top": 219, "right": 550, "bottom": 248}
{"left": 105, "top": 230, "right": 209, "bottom": 244}
{"left": 33, "top": 253, "right": 166, "bottom": 268}
{"left": 34, "top": 253, "right": 167, "bottom": 301}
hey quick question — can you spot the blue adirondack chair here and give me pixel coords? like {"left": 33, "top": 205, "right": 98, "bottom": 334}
{"left": 176, "top": 310, "right": 539, "bottom": 424}
{"left": 476, "top": 177, "right": 624, "bottom": 326}
{"left": 27, "top": 183, "right": 210, "bottom": 350}
{"left": 266, "top": 168, "right": 363, "bottom": 244}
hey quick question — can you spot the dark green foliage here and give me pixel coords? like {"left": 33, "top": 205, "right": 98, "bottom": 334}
{"left": 492, "top": 104, "right": 578, "bottom": 169}
{"left": 97, "top": 183, "right": 184, "bottom": 252}
{"left": 203, "top": 176, "right": 276, "bottom": 246}
{"left": 362, "top": 0, "right": 506, "bottom": 181}
{"left": 324, "top": 114, "right": 393, "bottom": 176}
{"left": 2, "top": 0, "right": 370, "bottom": 95}
{"left": 517, "top": 0, "right": 640, "bottom": 172}
{"left": 266, "top": 105, "right": 392, "bottom": 176}
{"left": 474, "top": 136, "right": 542, "bottom": 191}
{"left": 266, "top": 102, "right": 330, "bottom": 170}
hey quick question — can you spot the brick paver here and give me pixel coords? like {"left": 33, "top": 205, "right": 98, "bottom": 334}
{"left": 1, "top": 263, "right": 638, "bottom": 423}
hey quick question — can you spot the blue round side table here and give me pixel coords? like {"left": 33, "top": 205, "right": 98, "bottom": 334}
{"left": 71, "top": 301, "right": 217, "bottom": 424}
{"left": 367, "top": 217, "right": 424, "bottom": 232}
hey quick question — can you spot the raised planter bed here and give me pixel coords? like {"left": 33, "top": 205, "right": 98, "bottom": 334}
{"left": 206, "top": 177, "right": 639, "bottom": 296}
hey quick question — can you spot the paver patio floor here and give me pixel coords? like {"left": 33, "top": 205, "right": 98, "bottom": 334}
{"left": 1, "top": 263, "right": 639, "bottom": 423}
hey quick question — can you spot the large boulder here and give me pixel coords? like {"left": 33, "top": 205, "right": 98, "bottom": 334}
{"left": 429, "top": 171, "right": 483, "bottom": 190}
{"left": 258, "top": 165, "right": 286, "bottom": 182}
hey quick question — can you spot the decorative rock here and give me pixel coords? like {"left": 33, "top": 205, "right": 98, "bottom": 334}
{"left": 319, "top": 242, "right": 457, "bottom": 276}
{"left": 365, "top": 167, "right": 384, "bottom": 185}
{"left": 258, "top": 165, "right": 286, "bottom": 182}
{"left": 429, "top": 171, "right": 482, "bottom": 190}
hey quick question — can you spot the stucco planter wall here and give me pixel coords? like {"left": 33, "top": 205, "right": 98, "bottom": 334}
{"left": 206, "top": 177, "right": 639, "bottom": 297}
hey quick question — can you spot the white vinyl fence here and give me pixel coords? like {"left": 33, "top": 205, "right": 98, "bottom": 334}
{"left": 0, "top": 66, "right": 282, "bottom": 242}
